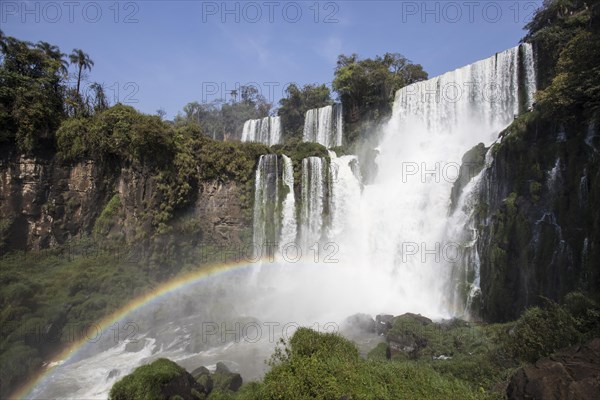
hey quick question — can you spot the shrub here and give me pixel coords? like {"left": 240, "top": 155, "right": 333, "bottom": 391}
{"left": 499, "top": 300, "right": 580, "bottom": 363}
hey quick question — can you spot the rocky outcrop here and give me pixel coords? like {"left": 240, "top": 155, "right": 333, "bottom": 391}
{"left": 452, "top": 115, "right": 600, "bottom": 322}
{"left": 0, "top": 146, "right": 251, "bottom": 255}
{"left": 506, "top": 338, "right": 600, "bottom": 400}
{"left": 0, "top": 151, "right": 112, "bottom": 251}
{"left": 109, "top": 358, "right": 207, "bottom": 400}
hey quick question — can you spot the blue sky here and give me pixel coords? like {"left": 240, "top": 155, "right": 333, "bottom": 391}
{"left": 2, "top": 0, "right": 542, "bottom": 119}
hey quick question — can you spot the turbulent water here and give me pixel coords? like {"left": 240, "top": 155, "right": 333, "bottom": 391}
{"left": 27, "top": 44, "right": 536, "bottom": 399}
{"left": 241, "top": 116, "right": 281, "bottom": 146}
{"left": 303, "top": 104, "right": 343, "bottom": 148}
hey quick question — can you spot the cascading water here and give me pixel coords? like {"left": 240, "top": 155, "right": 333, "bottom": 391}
{"left": 328, "top": 151, "right": 362, "bottom": 242}
{"left": 252, "top": 154, "right": 279, "bottom": 256}
{"left": 523, "top": 43, "right": 537, "bottom": 110}
{"left": 241, "top": 116, "right": 281, "bottom": 146}
{"left": 27, "top": 44, "right": 537, "bottom": 399}
{"left": 303, "top": 104, "right": 343, "bottom": 148}
{"left": 279, "top": 155, "right": 297, "bottom": 250}
{"left": 300, "top": 157, "right": 326, "bottom": 249}
{"left": 442, "top": 44, "right": 537, "bottom": 315}
{"left": 356, "top": 43, "right": 536, "bottom": 315}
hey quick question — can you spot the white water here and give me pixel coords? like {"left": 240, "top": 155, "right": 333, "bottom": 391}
{"left": 252, "top": 154, "right": 279, "bottom": 254}
{"left": 27, "top": 44, "right": 536, "bottom": 399}
{"left": 303, "top": 104, "right": 343, "bottom": 148}
{"left": 241, "top": 116, "right": 281, "bottom": 146}
{"left": 300, "top": 157, "right": 326, "bottom": 249}
{"left": 279, "top": 155, "right": 297, "bottom": 249}
{"left": 328, "top": 151, "right": 362, "bottom": 241}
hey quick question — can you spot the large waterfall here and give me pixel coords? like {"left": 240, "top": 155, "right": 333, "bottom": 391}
{"left": 26, "top": 44, "right": 537, "bottom": 399}
{"left": 358, "top": 43, "right": 536, "bottom": 313}
{"left": 303, "top": 104, "right": 343, "bottom": 148}
{"left": 242, "top": 116, "right": 282, "bottom": 146}
{"left": 251, "top": 44, "right": 536, "bottom": 314}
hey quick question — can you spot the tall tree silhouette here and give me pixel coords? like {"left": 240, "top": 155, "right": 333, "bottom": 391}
{"left": 69, "top": 49, "right": 94, "bottom": 95}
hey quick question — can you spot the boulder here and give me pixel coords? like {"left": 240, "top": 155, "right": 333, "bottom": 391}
{"left": 375, "top": 314, "right": 394, "bottom": 335}
{"left": 212, "top": 362, "right": 243, "bottom": 392}
{"left": 342, "top": 313, "right": 376, "bottom": 334}
{"left": 109, "top": 358, "right": 206, "bottom": 400}
{"left": 506, "top": 338, "right": 600, "bottom": 400}
{"left": 191, "top": 366, "right": 213, "bottom": 394}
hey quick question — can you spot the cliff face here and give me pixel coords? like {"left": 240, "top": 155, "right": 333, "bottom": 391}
{"left": 0, "top": 146, "right": 250, "bottom": 256}
{"left": 469, "top": 115, "right": 600, "bottom": 321}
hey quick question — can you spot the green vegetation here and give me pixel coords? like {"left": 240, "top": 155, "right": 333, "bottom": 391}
{"left": 277, "top": 83, "right": 332, "bottom": 141}
{"left": 0, "top": 245, "right": 154, "bottom": 398}
{"left": 333, "top": 52, "right": 427, "bottom": 144}
{"left": 109, "top": 358, "right": 196, "bottom": 400}
{"left": 524, "top": 0, "right": 600, "bottom": 123}
{"left": 0, "top": 33, "right": 65, "bottom": 152}
{"left": 175, "top": 86, "right": 272, "bottom": 141}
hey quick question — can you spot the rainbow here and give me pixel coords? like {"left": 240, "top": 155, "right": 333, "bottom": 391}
{"left": 13, "top": 260, "right": 260, "bottom": 399}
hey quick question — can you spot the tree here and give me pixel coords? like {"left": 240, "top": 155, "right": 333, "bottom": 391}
{"left": 0, "top": 34, "right": 65, "bottom": 151}
{"left": 69, "top": 49, "right": 94, "bottom": 96}
{"left": 156, "top": 108, "right": 167, "bottom": 120}
{"left": 277, "top": 83, "right": 332, "bottom": 141}
{"left": 90, "top": 82, "right": 109, "bottom": 114}
{"left": 175, "top": 86, "right": 272, "bottom": 141}
{"left": 36, "top": 41, "right": 68, "bottom": 76}
{"left": 333, "top": 52, "right": 427, "bottom": 123}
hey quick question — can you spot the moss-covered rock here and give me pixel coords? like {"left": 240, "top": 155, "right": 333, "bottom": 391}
{"left": 109, "top": 358, "right": 206, "bottom": 400}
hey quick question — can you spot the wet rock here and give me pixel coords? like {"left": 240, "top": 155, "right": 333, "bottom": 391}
{"left": 343, "top": 313, "right": 376, "bottom": 334}
{"left": 191, "top": 366, "right": 213, "bottom": 394}
{"left": 109, "top": 358, "right": 205, "bottom": 400}
{"left": 124, "top": 339, "right": 146, "bottom": 353}
{"left": 213, "top": 362, "right": 243, "bottom": 392}
{"left": 107, "top": 369, "right": 120, "bottom": 380}
{"left": 375, "top": 314, "right": 394, "bottom": 335}
{"left": 506, "top": 338, "right": 600, "bottom": 400}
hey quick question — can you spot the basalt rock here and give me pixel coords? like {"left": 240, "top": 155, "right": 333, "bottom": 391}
{"left": 506, "top": 338, "right": 600, "bottom": 400}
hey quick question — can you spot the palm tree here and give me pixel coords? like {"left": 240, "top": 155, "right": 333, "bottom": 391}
{"left": 36, "top": 41, "right": 68, "bottom": 76}
{"left": 69, "top": 49, "right": 94, "bottom": 96}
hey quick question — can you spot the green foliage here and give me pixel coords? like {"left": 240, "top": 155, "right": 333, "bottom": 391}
{"left": 0, "top": 35, "right": 65, "bottom": 152}
{"left": 333, "top": 52, "right": 427, "bottom": 144}
{"left": 175, "top": 86, "right": 272, "bottom": 141}
{"left": 254, "top": 328, "right": 483, "bottom": 400}
{"left": 0, "top": 243, "right": 156, "bottom": 398}
{"left": 498, "top": 299, "right": 581, "bottom": 363}
{"left": 524, "top": 0, "right": 600, "bottom": 122}
{"left": 56, "top": 104, "right": 175, "bottom": 164}
{"left": 93, "top": 194, "right": 122, "bottom": 236}
{"left": 277, "top": 83, "right": 332, "bottom": 141}
{"left": 109, "top": 358, "right": 188, "bottom": 400}
{"left": 536, "top": 30, "right": 600, "bottom": 122}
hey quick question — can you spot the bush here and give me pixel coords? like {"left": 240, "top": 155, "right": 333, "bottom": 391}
{"left": 109, "top": 358, "right": 192, "bottom": 400}
{"left": 256, "top": 328, "right": 484, "bottom": 400}
{"left": 499, "top": 299, "right": 580, "bottom": 363}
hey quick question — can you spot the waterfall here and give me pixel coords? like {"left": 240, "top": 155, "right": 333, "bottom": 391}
{"left": 523, "top": 43, "right": 537, "bottom": 110}
{"left": 252, "top": 154, "right": 279, "bottom": 257}
{"left": 303, "top": 104, "right": 343, "bottom": 148}
{"left": 445, "top": 149, "right": 494, "bottom": 315}
{"left": 279, "top": 155, "right": 297, "bottom": 249}
{"left": 348, "top": 44, "right": 537, "bottom": 316}
{"left": 242, "top": 116, "right": 282, "bottom": 146}
{"left": 300, "top": 157, "right": 326, "bottom": 249}
{"left": 328, "top": 151, "right": 362, "bottom": 242}
{"left": 440, "top": 44, "right": 537, "bottom": 315}
{"left": 27, "top": 44, "right": 542, "bottom": 399}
